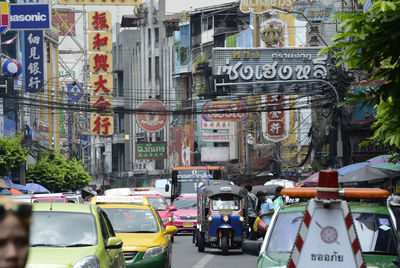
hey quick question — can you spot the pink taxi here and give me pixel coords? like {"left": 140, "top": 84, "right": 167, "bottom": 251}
{"left": 134, "top": 194, "right": 175, "bottom": 227}
{"left": 171, "top": 194, "right": 197, "bottom": 232}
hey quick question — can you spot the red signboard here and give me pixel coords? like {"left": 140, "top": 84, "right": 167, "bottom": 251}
{"left": 201, "top": 101, "right": 249, "bottom": 121}
{"left": 136, "top": 100, "right": 168, "bottom": 132}
{"left": 52, "top": 11, "right": 76, "bottom": 36}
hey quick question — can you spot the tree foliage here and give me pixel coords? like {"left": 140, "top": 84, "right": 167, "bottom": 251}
{"left": 0, "top": 134, "right": 28, "bottom": 176}
{"left": 26, "top": 151, "right": 92, "bottom": 192}
{"left": 322, "top": 0, "right": 400, "bottom": 160}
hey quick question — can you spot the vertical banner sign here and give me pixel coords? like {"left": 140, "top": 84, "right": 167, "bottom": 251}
{"left": 262, "top": 95, "right": 290, "bottom": 142}
{"left": 89, "top": 11, "right": 113, "bottom": 136}
{"left": 0, "top": 2, "right": 9, "bottom": 33}
{"left": 24, "top": 31, "right": 44, "bottom": 93}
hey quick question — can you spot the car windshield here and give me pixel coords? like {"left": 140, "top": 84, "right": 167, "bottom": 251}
{"left": 266, "top": 211, "right": 397, "bottom": 255}
{"left": 173, "top": 198, "right": 197, "bottom": 209}
{"left": 211, "top": 196, "right": 241, "bottom": 211}
{"left": 30, "top": 212, "right": 97, "bottom": 247}
{"left": 148, "top": 197, "right": 168, "bottom": 211}
{"left": 102, "top": 208, "right": 159, "bottom": 233}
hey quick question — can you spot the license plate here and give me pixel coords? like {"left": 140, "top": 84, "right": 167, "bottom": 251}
{"left": 183, "top": 222, "right": 193, "bottom": 227}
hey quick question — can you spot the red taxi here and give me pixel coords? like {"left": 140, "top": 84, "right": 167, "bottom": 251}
{"left": 134, "top": 194, "right": 175, "bottom": 227}
{"left": 171, "top": 194, "right": 197, "bottom": 232}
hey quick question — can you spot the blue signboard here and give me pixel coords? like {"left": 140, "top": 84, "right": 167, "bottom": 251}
{"left": 67, "top": 82, "right": 84, "bottom": 104}
{"left": 24, "top": 31, "right": 44, "bottom": 93}
{"left": 10, "top": 4, "right": 50, "bottom": 30}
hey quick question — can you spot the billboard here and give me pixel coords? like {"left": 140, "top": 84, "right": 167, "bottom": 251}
{"left": 57, "top": 0, "right": 142, "bottom": 6}
{"left": 169, "top": 125, "right": 194, "bottom": 167}
{"left": 136, "top": 100, "right": 168, "bottom": 132}
{"left": 352, "top": 81, "right": 382, "bottom": 124}
{"left": 10, "top": 4, "right": 51, "bottom": 30}
{"left": 52, "top": 11, "right": 75, "bottom": 36}
{"left": 174, "top": 23, "right": 191, "bottom": 74}
{"left": 201, "top": 101, "right": 249, "bottom": 121}
{"left": 240, "top": 0, "right": 294, "bottom": 14}
{"left": 24, "top": 31, "right": 44, "bottom": 93}
{"left": 201, "top": 147, "right": 230, "bottom": 162}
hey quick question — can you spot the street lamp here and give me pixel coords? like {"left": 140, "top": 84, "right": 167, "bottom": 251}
{"left": 271, "top": 6, "right": 329, "bottom": 47}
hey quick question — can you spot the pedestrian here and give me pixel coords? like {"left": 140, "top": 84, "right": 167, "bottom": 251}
{"left": 256, "top": 191, "right": 274, "bottom": 235}
{"left": 0, "top": 197, "right": 32, "bottom": 268}
{"left": 244, "top": 184, "right": 258, "bottom": 240}
{"left": 272, "top": 186, "right": 284, "bottom": 211}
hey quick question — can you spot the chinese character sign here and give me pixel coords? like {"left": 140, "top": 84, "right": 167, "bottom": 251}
{"left": 89, "top": 53, "right": 112, "bottom": 73}
{"left": 91, "top": 116, "right": 114, "bottom": 135}
{"left": 90, "top": 95, "right": 113, "bottom": 113}
{"left": 24, "top": 31, "right": 44, "bottom": 93}
{"left": 89, "top": 73, "right": 113, "bottom": 94}
{"left": 89, "top": 32, "right": 112, "bottom": 51}
{"left": 88, "top": 11, "right": 111, "bottom": 31}
{"left": 262, "top": 95, "right": 290, "bottom": 142}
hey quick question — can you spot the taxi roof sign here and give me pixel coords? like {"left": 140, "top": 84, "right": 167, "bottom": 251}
{"left": 93, "top": 195, "right": 149, "bottom": 206}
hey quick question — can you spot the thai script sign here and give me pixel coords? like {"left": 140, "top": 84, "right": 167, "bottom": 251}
{"left": 293, "top": 2, "right": 335, "bottom": 21}
{"left": 214, "top": 48, "right": 328, "bottom": 82}
{"left": 136, "top": 100, "right": 168, "bottom": 132}
{"left": 24, "top": 31, "right": 44, "bottom": 93}
{"left": 10, "top": 4, "right": 51, "bottom": 30}
{"left": 57, "top": 0, "right": 142, "bottom": 6}
{"left": 136, "top": 142, "right": 167, "bottom": 159}
{"left": 201, "top": 101, "right": 249, "bottom": 121}
{"left": 240, "top": 0, "right": 294, "bottom": 14}
{"left": 202, "top": 133, "right": 230, "bottom": 142}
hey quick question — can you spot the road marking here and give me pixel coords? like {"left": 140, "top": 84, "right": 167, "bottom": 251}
{"left": 193, "top": 254, "right": 214, "bottom": 268}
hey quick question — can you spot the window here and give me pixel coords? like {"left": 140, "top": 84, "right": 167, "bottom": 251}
{"left": 155, "top": 56, "right": 160, "bottom": 78}
{"left": 102, "top": 208, "right": 159, "bottom": 233}
{"left": 148, "top": 28, "right": 151, "bottom": 45}
{"left": 148, "top": 57, "right": 152, "bottom": 80}
{"left": 155, "top": 27, "right": 159, "bottom": 47}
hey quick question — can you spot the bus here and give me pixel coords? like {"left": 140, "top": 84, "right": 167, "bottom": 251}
{"left": 170, "top": 166, "right": 229, "bottom": 200}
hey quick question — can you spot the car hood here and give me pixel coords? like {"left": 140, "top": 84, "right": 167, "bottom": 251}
{"left": 117, "top": 232, "right": 166, "bottom": 251}
{"left": 174, "top": 209, "right": 196, "bottom": 217}
{"left": 26, "top": 246, "right": 98, "bottom": 267}
{"left": 156, "top": 210, "right": 171, "bottom": 218}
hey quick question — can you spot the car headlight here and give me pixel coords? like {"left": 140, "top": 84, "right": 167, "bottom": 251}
{"left": 223, "top": 215, "right": 229, "bottom": 222}
{"left": 173, "top": 214, "right": 179, "bottom": 220}
{"left": 239, "top": 216, "right": 244, "bottom": 222}
{"left": 73, "top": 255, "right": 100, "bottom": 268}
{"left": 208, "top": 216, "right": 213, "bottom": 221}
{"left": 162, "top": 217, "right": 172, "bottom": 224}
{"left": 143, "top": 245, "right": 166, "bottom": 259}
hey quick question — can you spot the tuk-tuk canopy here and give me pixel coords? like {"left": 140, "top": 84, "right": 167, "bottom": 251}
{"left": 201, "top": 185, "right": 248, "bottom": 199}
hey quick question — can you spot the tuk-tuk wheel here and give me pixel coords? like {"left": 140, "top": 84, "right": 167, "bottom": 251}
{"left": 221, "top": 236, "right": 229, "bottom": 255}
{"left": 193, "top": 229, "right": 197, "bottom": 244}
{"left": 198, "top": 231, "right": 205, "bottom": 252}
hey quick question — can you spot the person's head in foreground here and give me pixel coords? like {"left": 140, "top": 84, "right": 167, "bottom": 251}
{"left": 0, "top": 197, "right": 32, "bottom": 268}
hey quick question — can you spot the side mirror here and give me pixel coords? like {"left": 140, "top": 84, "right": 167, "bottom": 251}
{"left": 165, "top": 184, "right": 170, "bottom": 192}
{"left": 242, "top": 240, "right": 261, "bottom": 256}
{"left": 105, "top": 237, "right": 123, "bottom": 250}
{"left": 164, "top": 225, "right": 178, "bottom": 235}
{"left": 170, "top": 206, "right": 177, "bottom": 211}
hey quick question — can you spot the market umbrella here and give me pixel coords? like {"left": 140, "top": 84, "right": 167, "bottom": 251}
{"left": 373, "top": 162, "right": 400, "bottom": 172}
{"left": 0, "top": 188, "right": 12, "bottom": 195}
{"left": 9, "top": 188, "right": 23, "bottom": 195}
{"left": 367, "top": 154, "right": 392, "bottom": 162}
{"left": 339, "top": 166, "right": 400, "bottom": 187}
{"left": 337, "top": 162, "right": 369, "bottom": 176}
{"left": 7, "top": 183, "right": 28, "bottom": 194}
{"left": 25, "top": 183, "right": 50, "bottom": 194}
{"left": 303, "top": 172, "right": 319, "bottom": 187}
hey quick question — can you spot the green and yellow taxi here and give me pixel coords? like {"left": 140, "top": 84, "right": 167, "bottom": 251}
{"left": 92, "top": 195, "right": 177, "bottom": 268}
{"left": 243, "top": 201, "right": 398, "bottom": 267}
{"left": 26, "top": 202, "right": 125, "bottom": 268}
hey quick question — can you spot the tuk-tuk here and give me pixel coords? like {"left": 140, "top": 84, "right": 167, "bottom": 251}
{"left": 195, "top": 184, "right": 248, "bottom": 255}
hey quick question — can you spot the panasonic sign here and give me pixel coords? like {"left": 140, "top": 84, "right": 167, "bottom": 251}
{"left": 9, "top": 4, "right": 51, "bottom": 30}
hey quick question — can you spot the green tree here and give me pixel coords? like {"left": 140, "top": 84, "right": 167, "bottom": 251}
{"left": 0, "top": 134, "right": 28, "bottom": 176}
{"left": 26, "top": 151, "right": 92, "bottom": 192}
{"left": 322, "top": 0, "right": 400, "bottom": 160}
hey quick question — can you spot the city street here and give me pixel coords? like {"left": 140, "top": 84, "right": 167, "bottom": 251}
{"left": 172, "top": 234, "right": 258, "bottom": 268}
